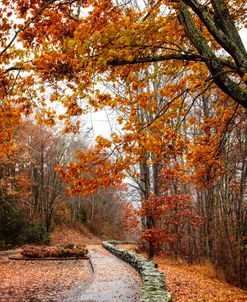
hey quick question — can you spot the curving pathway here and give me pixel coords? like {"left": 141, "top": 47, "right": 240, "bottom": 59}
{"left": 63, "top": 246, "right": 141, "bottom": 302}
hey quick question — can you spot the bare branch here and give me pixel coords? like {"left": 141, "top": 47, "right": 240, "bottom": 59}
{"left": 3, "top": 66, "right": 25, "bottom": 74}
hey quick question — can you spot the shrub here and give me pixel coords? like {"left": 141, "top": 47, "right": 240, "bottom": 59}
{"left": 78, "top": 208, "right": 88, "bottom": 224}
{"left": 25, "top": 222, "right": 50, "bottom": 245}
{"left": 21, "top": 244, "right": 88, "bottom": 258}
{"left": 0, "top": 202, "right": 51, "bottom": 248}
{"left": 22, "top": 246, "right": 58, "bottom": 258}
{"left": 0, "top": 203, "right": 25, "bottom": 246}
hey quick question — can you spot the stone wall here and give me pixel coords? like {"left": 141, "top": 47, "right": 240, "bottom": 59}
{"left": 102, "top": 241, "right": 172, "bottom": 302}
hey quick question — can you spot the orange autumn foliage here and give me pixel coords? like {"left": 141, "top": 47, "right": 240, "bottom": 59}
{"left": 0, "top": 0, "right": 246, "bottom": 133}
{"left": 0, "top": 0, "right": 246, "bottom": 290}
{"left": 138, "top": 165, "right": 201, "bottom": 248}
{"left": 56, "top": 148, "right": 125, "bottom": 196}
{"left": 0, "top": 105, "right": 20, "bottom": 158}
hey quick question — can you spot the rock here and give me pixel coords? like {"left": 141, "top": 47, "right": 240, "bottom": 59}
{"left": 102, "top": 241, "right": 172, "bottom": 302}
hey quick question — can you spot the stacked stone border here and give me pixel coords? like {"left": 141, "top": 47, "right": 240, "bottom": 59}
{"left": 102, "top": 241, "right": 172, "bottom": 302}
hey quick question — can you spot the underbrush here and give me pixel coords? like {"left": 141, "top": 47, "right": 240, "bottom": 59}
{"left": 0, "top": 202, "right": 51, "bottom": 250}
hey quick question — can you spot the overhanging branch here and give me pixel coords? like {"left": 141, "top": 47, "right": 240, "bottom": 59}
{"left": 3, "top": 66, "right": 25, "bottom": 74}
{"left": 108, "top": 53, "right": 236, "bottom": 70}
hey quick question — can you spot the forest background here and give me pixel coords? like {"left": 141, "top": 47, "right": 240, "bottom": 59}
{"left": 0, "top": 0, "right": 246, "bottom": 289}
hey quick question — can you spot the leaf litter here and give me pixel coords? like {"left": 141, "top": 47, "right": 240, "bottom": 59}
{"left": 0, "top": 257, "right": 91, "bottom": 302}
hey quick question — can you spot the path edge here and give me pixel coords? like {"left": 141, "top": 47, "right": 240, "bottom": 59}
{"left": 102, "top": 241, "right": 172, "bottom": 302}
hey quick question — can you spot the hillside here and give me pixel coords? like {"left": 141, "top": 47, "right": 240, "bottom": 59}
{"left": 50, "top": 224, "right": 101, "bottom": 246}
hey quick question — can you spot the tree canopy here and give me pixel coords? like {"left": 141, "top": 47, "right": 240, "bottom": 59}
{"left": 1, "top": 0, "right": 246, "bottom": 111}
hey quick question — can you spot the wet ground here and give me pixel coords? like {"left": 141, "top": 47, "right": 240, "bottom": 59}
{"left": 0, "top": 246, "right": 141, "bottom": 302}
{"left": 63, "top": 246, "right": 141, "bottom": 302}
{"left": 0, "top": 258, "right": 91, "bottom": 302}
